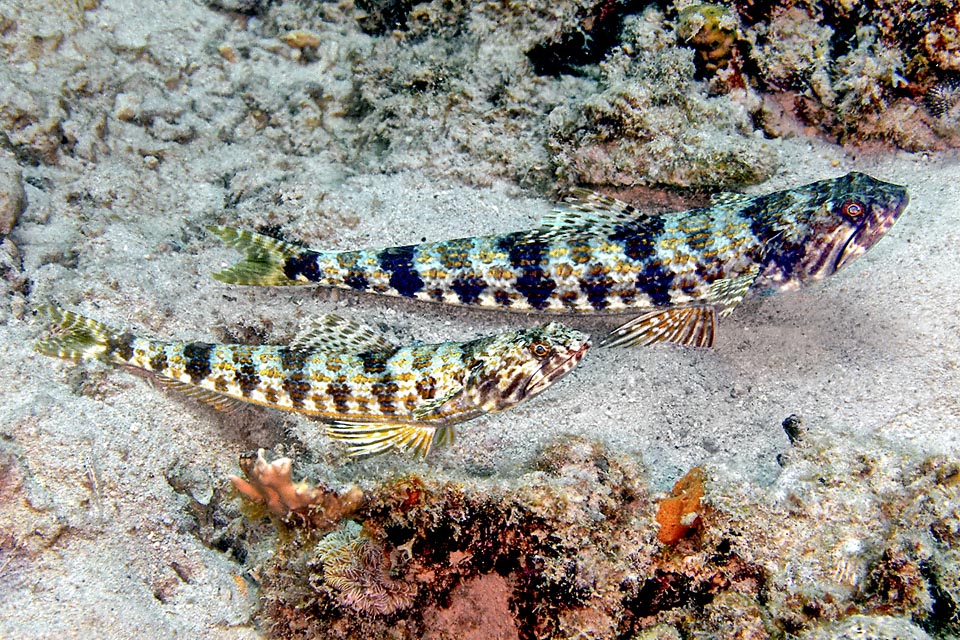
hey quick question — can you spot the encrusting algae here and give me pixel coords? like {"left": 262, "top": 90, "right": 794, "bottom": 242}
{"left": 221, "top": 429, "right": 960, "bottom": 638}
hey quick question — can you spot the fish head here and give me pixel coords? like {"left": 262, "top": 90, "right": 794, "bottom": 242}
{"left": 465, "top": 322, "right": 590, "bottom": 413}
{"left": 764, "top": 172, "right": 908, "bottom": 290}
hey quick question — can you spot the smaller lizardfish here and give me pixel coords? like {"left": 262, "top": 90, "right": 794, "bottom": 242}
{"left": 209, "top": 172, "right": 908, "bottom": 348}
{"left": 34, "top": 307, "right": 590, "bottom": 457}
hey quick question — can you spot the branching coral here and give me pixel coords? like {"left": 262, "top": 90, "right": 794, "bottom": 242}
{"left": 229, "top": 449, "right": 362, "bottom": 529}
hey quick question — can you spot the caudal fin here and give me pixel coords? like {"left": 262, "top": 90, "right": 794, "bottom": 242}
{"left": 207, "top": 226, "right": 309, "bottom": 286}
{"left": 34, "top": 305, "right": 126, "bottom": 362}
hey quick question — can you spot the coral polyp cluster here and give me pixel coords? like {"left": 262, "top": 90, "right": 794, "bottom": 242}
{"left": 312, "top": 520, "right": 416, "bottom": 616}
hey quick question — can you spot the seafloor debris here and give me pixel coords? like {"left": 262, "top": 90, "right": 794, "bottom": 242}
{"left": 0, "top": 154, "right": 26, "bottom": 237}
{"left": 225, "top": 432, "right": 960, "bottom": 638}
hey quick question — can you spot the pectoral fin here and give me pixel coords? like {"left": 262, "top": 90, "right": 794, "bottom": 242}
{"left": 411, "top": 385, "right": 465, "bottom": 421}
{"left": 325, "top": 421, "right": 451, "bottom": 457}
{"left": 601, "top": 306, "right": 716, "bottom": 348}
{"left": 708, "top": 266, "right": 760, "bottom": 317}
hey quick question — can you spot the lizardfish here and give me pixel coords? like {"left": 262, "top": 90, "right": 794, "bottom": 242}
{"left": 209, "top": 172, "right": 908, "bottom": 347}
{"left": 34, "top": 307, "right": 589, "bottom": 457}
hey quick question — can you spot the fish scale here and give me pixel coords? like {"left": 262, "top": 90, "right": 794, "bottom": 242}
{"left": 35, "top": 306, "right": 590, "bottom": 457}
{"left": 210, "top": 172, "right": 908, "bottom": 348}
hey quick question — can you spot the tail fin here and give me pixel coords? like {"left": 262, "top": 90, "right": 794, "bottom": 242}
{"left": 34, "top": 305, "right": 125, "bottom": 362}
{"left": 207, "top": 226, "right": 309, "bottom": 286}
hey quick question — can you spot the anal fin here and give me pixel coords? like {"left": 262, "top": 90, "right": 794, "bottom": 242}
{"left": 601, "top": 306, "right": 716, "bottom": 348}
{"left": 325, "top": 421, "right": 451, "bottom": 457}
{"left": 154, "top": 378, "right": 249, "bottom": 413}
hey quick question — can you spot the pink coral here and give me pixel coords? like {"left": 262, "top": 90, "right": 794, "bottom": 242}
{"left": 229, "top": 449, "right": 362, "bottom": 529}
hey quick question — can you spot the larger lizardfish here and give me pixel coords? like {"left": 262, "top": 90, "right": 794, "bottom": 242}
{"left": 34, "top": 307, "right": 589, "bottom": 457}
{"left": 209, "top": 172, "right": 908, "bottom": 348}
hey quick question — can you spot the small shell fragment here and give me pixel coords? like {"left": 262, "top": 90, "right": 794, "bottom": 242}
{"left": 281, "top": 30, "right": 321, "bottom": 49}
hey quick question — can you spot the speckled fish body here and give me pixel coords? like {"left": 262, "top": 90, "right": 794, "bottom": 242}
{"left": 34, "top": 307, "right": 590, "bottom": 456}
{"left": 210, "top": 172, "right": 908, "bottom": 347}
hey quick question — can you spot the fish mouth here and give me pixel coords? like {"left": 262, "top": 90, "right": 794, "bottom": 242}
{"left": 834, "top": 190, "right": 909, "bottom": 273}
{"left": 524, "top": 340, "right": 591, "bottom": 398}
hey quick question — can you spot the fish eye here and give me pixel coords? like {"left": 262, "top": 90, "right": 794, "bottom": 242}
{"left": 530, "top": 342, "right": 551, "bottom": 359}
{"left": 841, "top": 200, "right": 865, "bottom": 219}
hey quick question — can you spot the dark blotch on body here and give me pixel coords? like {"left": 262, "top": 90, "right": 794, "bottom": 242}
{"left": 183, "top": 343, "right": 214, "bottom": 382}
{"left": 500, "top": 233, "right": 556, "bottom": 309}
{"left": 356, "top": 351, "right": 391, "bottom": 375}
{"left": 278, "top": 348, "right": 310, "bottom": 408}
{"left": 284, "top": 252, "right": 323, "bottom": 282}
{"left": 236, "top": 351, "right": 259, "bottom": 396}
{"left": 344, "top": 271, "right": 369, "bottom": 290}
{"left": 637, "top": 264, "right": 673, "bottom": 306}
{"left": 452, "top": 276, "right": 486, "bottom": 305}
{"left": 415, "top": 375, "right": 437, "bottom": 400}
{"left": 378, "top": 245, "right": 424, "bottom": 297}
{"left": 109, "top": 332, "right": 136, "bottom": 362}
{"left": 614, "top": 216, "right": 665, "bottom": 263}
{"left": 149, "top": 350, "right": 168, "bottom": 373}
{"left": 372, "top": 380, "right": 400, "bottom": 415}
{"left": 326, "top": 381, "right": 352, "bottom": 414}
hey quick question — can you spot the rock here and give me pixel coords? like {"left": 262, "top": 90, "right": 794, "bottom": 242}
{"left": 203, "top": 0, "right": 269, "bottom": 13}
{"left": 0, "top": 69, "right": 63, "bottom": 165}
{"left": 0, "top": 157, "right": 27, "bottom": 236}
{"left": 113, "top": 92, "right": 142, "bottom": 122}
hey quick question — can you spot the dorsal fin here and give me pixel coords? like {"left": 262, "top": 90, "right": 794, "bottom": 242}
{"left": 537, "top": 188, "right": 649, "bottom": 237}
{"left": 710, "top": 191, "right": 753, "bottom": 207}
{"left": 290, "top": 313, "right": 396, "bottom": 353}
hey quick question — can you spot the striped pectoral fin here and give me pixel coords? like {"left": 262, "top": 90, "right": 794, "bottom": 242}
{"left": 325, "top": 421, "right": 450, "bottom": 458}
{"left": 708, "top": 266, "right": 760, "bottom": 317}
{"left": 207, "top": 226, "right": 311, "bottom": 286}
{"left": 601, "top": 306, "right": 717, "bottom": 348}
{"left": 601, "top": 267, "right": 760, "bottom": 348}
{"left": 410, "top": 385, "right": 464, "bottom": 421}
